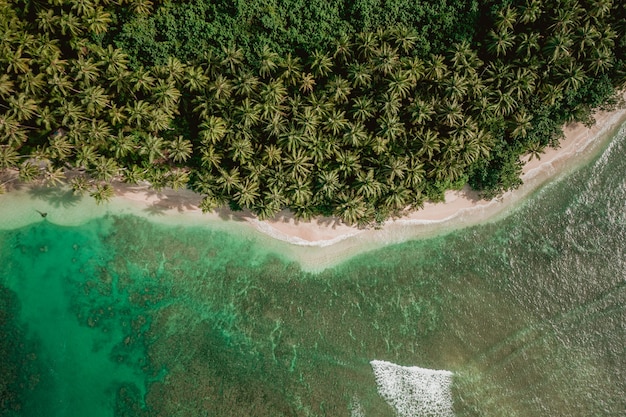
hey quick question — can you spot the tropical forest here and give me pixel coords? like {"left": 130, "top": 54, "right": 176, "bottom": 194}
{"left": 0, "top": 0, "right": 625, "bottom": 225}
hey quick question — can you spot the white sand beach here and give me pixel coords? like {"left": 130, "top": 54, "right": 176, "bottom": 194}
{"left": 1, "top": 95, "right": 625, "bottom": 271}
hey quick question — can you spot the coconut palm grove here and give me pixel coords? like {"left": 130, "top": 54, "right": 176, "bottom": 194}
{"left": 0, "top": 0, "right": 625, "bottom": 224}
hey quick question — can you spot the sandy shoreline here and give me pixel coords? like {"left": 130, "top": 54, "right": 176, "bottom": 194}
{"left": 1, "top": 96, "right": 626, "bottom": 270}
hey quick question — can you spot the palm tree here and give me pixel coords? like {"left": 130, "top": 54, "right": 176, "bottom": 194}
{"left": 408, "top": 98, "right": 435, "bottom": 125}
{"left": 221, "top": 45, "right": 244, "bottom": 74}
{"left": 384, "top": 184, "right": 411, "bottom": 211}
{"left": 260, "top": 79, "right": 287, "bottom": 106}
{"left": 259, "top": 45, "right": 279, "bottom": 79}
{"left": 49, "top": 135, "right": 73, "bottom": 160}
{"left": 299, "top": 72, "right": 316, "bottom": 95}
{"left": 288, "top": 179, "right": 313, "bottom": 207}
{"left": 208, "top": 74, "right": 233, "bottom": 101}
{"left": 279, "top": 53, "right": 302, "bottom": 87}
{"left": 217, "top": 167, "right": 242, "bottom": 194}
{"left": 200, "top": 144, "right": 222, "bottom": 169}
{"left": 336, "top": 150, "right": 361, "bottom": 178}
{"left": 355, "top": 169, "right": 386, "bottom": 199}
{"left": 153, "top": 79, "right": 181, "bottom": 110}
{"left": 43, "top": 165, "right": 66, "bottom": 187}
{"left": 558, "top": 62, "right": 586, "bottom": 90}
{"left": 0, "top": 116, "right": 28, "bottom": 147}
{"left": 509, "top": 67, "right": 537, "bottom": 101}
{"left": 310, "top": 50, "right": 333, "bottom": 78}
{"left": 484, "top": 60, "right": 513, "bottom": 89}
{"left": 588, "top": 47, "right": 614, "bottom": 75}
{"left": 107, "top": 103, "right": 126, "bottom": 127}
{"left": 439, "top": 99, "right": 465, "bottom": 127}
{"left": 391, "top": 26, "right": 418, "bottom": 54}
{"left": 141, "top": 134, "right": 165, "bottom": 163}
{"left": 234, "top": 178, "right": 260, "bottom": 208}
{"left": 324, "top": 109, "right": 348, "bottom": 136}
{"left": 129, "top": 0, "right": 153, "bottom": 15}
{"left": 70, "top": 176, "right": 90, "bottom": 195}
{"left": 589, "top": 0, "right": 612, "bottom": 20}
{"left": 416, "top": 129, "right": 440, "bottom": 160}
{"left": 19, "top": 161, "right": 41, "bottom": 182}
{"left": 490, "top": 89, "right": 518, "bottom": 117}
{"left": 519, "top": 0, "right": 542, "bottom": 25}
{"left": 81, "top": 85, "right": 109, "bottom": 116}
{"left": 487, "top": 29, "right": 516, "bottom": 57}
{"left": 342, "top": 122, "right": 369, "bottom": 148}
{"left": 126, "top": 100, "right": 153, "bottom": 128}
{"left": 233, "top": 71, "right": 259, "bottom": 97}
{"left": 543, "top": 33, "right": 573, "bottom": 63}
{"left": 160, "top": 56, "right": 186, "bottom": 83}
{"left": 424, "top": 54, "right": 448, "bottom": 81}
{"left": 326, "top": 76, "right": 352, "bottom": 104}
{"left": 549, "top": 7, "right": 581, "bottom": 34}
{"left": 262, "top": 144, "right": 282, "bottom": 166}
{"left": 199, "top": 116, "right": 228, "bottom": 145}
{"left": 263, "top": 185, "right": 287, "bottom": 211}
{"left": 373, "top": 42, "right": 400, "bottom": 76}
{"left": 99, "top": 45, "right": 129, "bottom": 76}
{"left": 85, "top": 7, "right": 112, "bottom": 35}
{"left": 333, "top": 33, "right": 353, "bottom": 63}
{"left": 510, "top": 110, "right": 533, "bottom": 139}
{"left": 347, "top": 63, "right": 372, "bottom": 89}
{"left": 91, "top": 156, "right": 119, "bottom": 181}
{"left": 335, "top": 192, "right": 368, "bottom": 225}
{"left": 37, "top": 9, "right": 59, "bottom": 34}
{"left": 494, "top": 6, "right": 519, "bottom": 33}
{"left": 377, "top": 114, "right": 405, "bottom": 142}
{"left": 387, "top": 71, "right": 412, "bottom": 99}
{"left": 229, "top": 136, "right": 254, "bottom": 164}
{"left": 356, "top": 31, "right": 379, "bottom": 60}
{"left": 9, "top": 94, "right": 38, "bottom": 122}
{"left": 0, "top": 145, "right": 19, "bottom": 169}
{"left": 148, "top": 107, "right": 174, "bottom": 132}
{"left": 18, "top": 71, "right": 46, "bottom": 96}
{"left": 379, "top": 92, "right": 402, "bottom": 117}
{"left": 384, "top": 155, "right": 408, "bottom": 184}
{"left": 442, "top": 73, "right": 469, "bottom": 101}
{"left": 404, "top": 157, "right": 426, "bottom": 189}
{"left": 316, "top": 169, "right": 341, "bottom": 200}
{"left": 351, "top": 96, "right": 376, "bottom": 122}
{"left": 403, "top": 56, "right": 426, "bottom": 84}
{"left": 168, "top": 136, "right": 193, "bottom": 163}
{"left": 184, "top": 65, "right": 209, "bottom": 93}
{"left": 233, "top": 98, "right": 261, "bottom": 129}
{"left": 0, "top": 74, "right": 14, "bottom": 99}
{"left": 285, "top": 148, "right": 312, "bottom": 181}
{"left": 516, "top": 32, "right": 541, "bottom": 59}
{"left": 132, "top": 67, "right": 156, "bottom": 93}
{"left": 90, "top": 183, "right": 114, "bottom": 204}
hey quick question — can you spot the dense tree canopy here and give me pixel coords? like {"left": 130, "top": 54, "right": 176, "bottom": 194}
{"left": 0, "top": 0, "right": 625, "bottom": 225}
{"left": 109, "top": 0, "right": 482, "bottom": 68}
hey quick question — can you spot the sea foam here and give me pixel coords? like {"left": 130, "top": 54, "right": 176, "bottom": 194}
{"left": 370, "top": 360, "right": 454, "bottom": 417}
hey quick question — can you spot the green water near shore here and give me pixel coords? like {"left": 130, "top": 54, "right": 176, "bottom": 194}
{"left": 1, "top": 123, "right": 626, "bottom": 416}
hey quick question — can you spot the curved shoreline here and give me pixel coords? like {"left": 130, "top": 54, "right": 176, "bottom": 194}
{"left": 1, "top": 98, "right": 625, "bottom": 271}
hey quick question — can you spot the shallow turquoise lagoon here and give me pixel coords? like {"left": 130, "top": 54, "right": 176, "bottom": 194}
{"left": 1, "top": 122, "right": 626, "bottom": 416}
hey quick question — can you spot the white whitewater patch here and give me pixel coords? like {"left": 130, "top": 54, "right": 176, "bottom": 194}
{"left": 371, "top": 360, "right": 454, "bottom": 417}
{"left": 350, "top": 396, "right": 365, "bottom": 417}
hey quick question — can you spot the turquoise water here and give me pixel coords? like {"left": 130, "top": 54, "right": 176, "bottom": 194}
{"left": 1, "top": 121, "right": 626, "bottom": 416}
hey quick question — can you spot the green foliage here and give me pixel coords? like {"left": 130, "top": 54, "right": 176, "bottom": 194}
{"left": 110, "top": 0, "right": 482, "bottom": 68}
{"left": 1, "top": 0, "right": 625, "bottom": 225}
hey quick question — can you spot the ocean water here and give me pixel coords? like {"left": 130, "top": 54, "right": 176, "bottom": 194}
{"left": 1, "top": 122, "right": 626, "bottom": 416}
